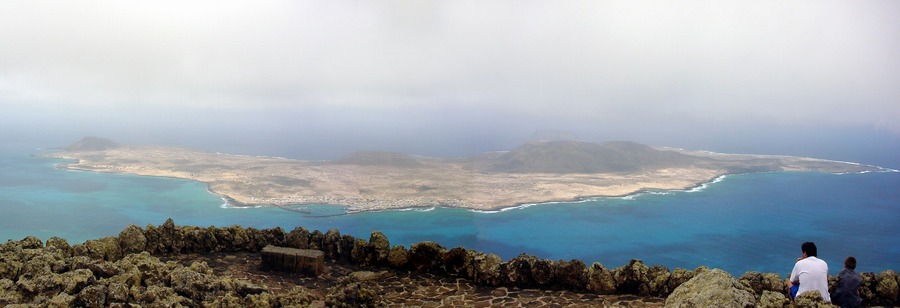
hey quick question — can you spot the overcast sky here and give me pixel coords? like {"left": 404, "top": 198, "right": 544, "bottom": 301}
{"left": 1, "top": 1, "right": 898, "bottom": 162}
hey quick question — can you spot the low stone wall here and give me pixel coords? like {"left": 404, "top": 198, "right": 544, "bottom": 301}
{"left": 3, "top": 219, "right": 899, "bottom": 307}
{"left": 260, "top": 245, "right": 324, "bottom": 276}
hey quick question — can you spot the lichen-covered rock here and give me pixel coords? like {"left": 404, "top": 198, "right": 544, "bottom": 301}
{"left": 73, "top": 237, "right": 122, "bottom": 261}
{"left": 16, "top": 268, "right": 96, "bottom": 299}
{"left": 106, "top": 282, "right": 129, "bottom": 303}
{"left": 614, "top": 259, "right": 651, "bottom": 295}
{"left": 758, "top": 290, "right": 790, "bottom": 308}
{"left": 19, "top": 236, "right": 44, "bottom": 250}
{"left": 158, "top": 218, "right": 183, "bottom": 253}
{"left": 367, "top": 231, "right": 390, "bottom": 266}
{"left": 326, "top": 282, "right": 377, "bottom": 307}
{"left": 532, "top": 258, "right": 556, "bottom": 287}
{"left": 206, "top": 292, "right": 245, "bottom": 307}
{"left": 586, "top": 262, "right": 616, "bottom": 295}
{"left": 202, "top": 226, "right": 228, "bottom": 252}
{"left": 179, "top": 225, "right": 207, "bottom": 252}
{"left": 82, "top": 260, "right": 123, "bottom": 279}
{"left": 665, "top": 268, "right": 756, "bottom": 308}
{"left": 134, "top": 285, "right": 192, "bottom": 306}
{"left": 308, "top": 230, "right": 325, "bottom": 251}
{"left": 408, "top": 242, "right": 446, "bottom": 274}
{"left": 556, "top": 259, "right": 587, "bottom": 291}
{"left": 262, "top": 226, "right": 286, "bottom": 248}
{"left": 648, "top": 265, "right": 671, "bottom": 296}
{"left": 47, "top": 292, "right": 76, "bottom": 307}
{"left": 350, "top": 238, "right": 368, "bottom": 264}
{"left": 20, "top": 248, "right": 66, "bottom": 277}
{"left": 666, "top": 268, "right": 694, "bottom": 295}
{"left": 738, "top": 271, "right": 784, "bottom": 297}
{"left": 693, "top": 265, "right": 710, "bottom": 276}
{"left": 794, "top": 290, "right": 838, "bottom": 308}
{"left": 387, "top": 245, "right": 408, "bottom": 269}
{"left": 323, "top": 229, "right": 343, "bottom": 260}
{"left": 116, "top": 225, "right": 147, "bottom": 255}
{"left": 501, "top": 254, "right": 539, "bottom": 287}
{"left": 339, "top": 234, "right": 357, "bottom": 262}
{"left": 858, "top": 271, "right": 876, "bottom": 304}
{"left": 111, "top": 252, "right": 174, "bottom": 288}
{"left": 285, "top": 226, "right": 310, "bottom": 249}
{"left": 471, "top": 252, "right": 502, "bottom": 286}
{"left": 76, "top": 284, "right": 108, "bottom": 307}
{"left": 45, "top": 237, "right": 71, "bottom": 256}
{"left": 276, "top": 285, "right": 314, "bottom": 307}
{"left": 0, "top": 255, "right": 23, "bottom": 281}
{"left": 169, "top": 261, "right": 233, "bottom": 301}
{"left": 243, "top": 291, "right": 278, "bottom": 307}
{"left": 225, "top": 225, "right": 251, "bottom": 252}
{"left": 876, "top": 270, "right": 899, "bottom": 305}
{"left": 0, "top": 278, "right": 22, "bottom": 304}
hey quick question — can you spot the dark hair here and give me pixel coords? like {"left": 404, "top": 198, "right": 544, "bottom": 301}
{"left": 801, "top": 242, "right": 817, "bottom": 257}
{"left": 845, "top": 256, "right": 857, "bottom": 270}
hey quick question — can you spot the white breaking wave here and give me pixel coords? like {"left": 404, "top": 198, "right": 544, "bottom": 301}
{"left": 685, "top": 175, "right": 728, "bottom": 193}
{"left": 396, "top": 206, "right": 437, "bottom": 212}
{"left": 472, "top": 203, "right": 537, "bottom": 214}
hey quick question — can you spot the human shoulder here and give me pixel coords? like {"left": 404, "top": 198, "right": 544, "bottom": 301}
{"left": 805, "top": 256, "right": 827, "bottom": 265}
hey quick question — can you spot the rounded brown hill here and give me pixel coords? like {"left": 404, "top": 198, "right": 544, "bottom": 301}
{"left": 63, "top": 136, "right": 120, "bottom": 152}
{"left": 479, "top": 141, "right": 705, "bottom": 173}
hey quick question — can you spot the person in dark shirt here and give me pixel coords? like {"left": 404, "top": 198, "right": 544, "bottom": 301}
{"left": 831, "top": 256, "right": 862, "bottom": 308}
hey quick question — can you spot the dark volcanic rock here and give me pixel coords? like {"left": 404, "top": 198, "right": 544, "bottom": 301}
{"left": 556, "top": 259, "right": 588, "bottom": 291}
{"left": 876, "top": 270, "right": 899, "bottom": 305}
{"left": 501, "top": 254, "right": 538, "bottom": 287}
{"left": 408, "top": 242, "right": 446, "bottom": 274}
{"left": 471, "top": 252, "right": 503, "bottom": 286}
{"left": 793, "top": 290, "right": 830, "bottom": 307}
{"left": 6, "top": 222, "right": 900, "bottom": 306}
{"left": 614, "top": 259, "right": 651, "bottom": 295}
{"left": 442, "top": 247, "right": 470, "bottom": 277}
{"left": 587, "top": 262, "right": 617, "bottom": 295}
{"left": 323, "top": 229, "right": 342, "bottom": 259}
{"left": 387, "top": 245, "right": 409, "bottom": 269}
{"left": 285, "top": 226, "right": 310, "bottom": 249}
{"left": 647, "top": 264, "right": 671, "bottom": 296}
{"left": 738, "top": 271, "right": 784, "bottom": 296}
{"left": 366, "top": 231, "right": 390, "bottom": 266}
{"left": 326, "top": 282, "right": 377, "bottom": 307}
{"left": 116, "top": 224, "right": 146, "bottom": 254}
{"left": 666, "top": 268, "right": 694, "bottom": 294}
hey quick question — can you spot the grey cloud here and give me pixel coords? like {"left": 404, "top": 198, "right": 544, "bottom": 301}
{"left": 1, "top": 1, "right": 898, "bottom": 163}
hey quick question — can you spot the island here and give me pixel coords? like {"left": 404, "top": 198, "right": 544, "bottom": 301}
{"left": 41, "top": 137, "right": 884, "bottom": 212}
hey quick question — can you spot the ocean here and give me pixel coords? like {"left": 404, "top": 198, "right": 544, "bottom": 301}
{"left": 1, "top": 144, "right": 898, "bottom": 276}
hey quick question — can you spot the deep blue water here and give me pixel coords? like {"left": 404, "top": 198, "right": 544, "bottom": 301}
{"left": 1, "top": 145, "right": 897, "bottom": 276}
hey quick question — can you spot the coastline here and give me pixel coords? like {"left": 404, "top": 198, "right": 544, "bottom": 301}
{"left": 46, "top": 153, "right": 731, "bottom": 213}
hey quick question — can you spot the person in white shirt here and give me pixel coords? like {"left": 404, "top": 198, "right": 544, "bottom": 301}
{"left": 786, "top": 242, "right": 831, "bottom": 302}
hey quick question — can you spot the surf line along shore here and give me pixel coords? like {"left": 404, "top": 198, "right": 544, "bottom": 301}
{"left": 42, "top": 138, "right": 884, "bottom": 213}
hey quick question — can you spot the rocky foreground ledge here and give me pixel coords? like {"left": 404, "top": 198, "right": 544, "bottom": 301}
{"left": 1, "top": 221, "right": 898, "bottom": 307}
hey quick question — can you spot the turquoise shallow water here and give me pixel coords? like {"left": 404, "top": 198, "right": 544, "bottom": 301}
{"left": 1, "top": 145, "right": 898, "bottom": 276}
